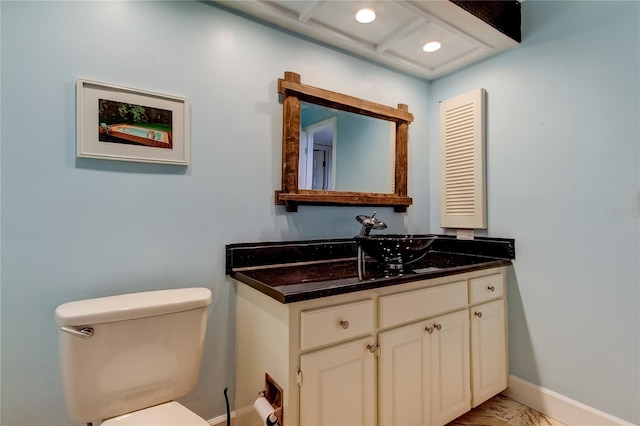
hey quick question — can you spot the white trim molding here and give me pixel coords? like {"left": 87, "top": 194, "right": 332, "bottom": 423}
{"left": 503, "top": 374, "right": 637, "bottom": 426}
{"left": 208, "top": 410, "right": 236, "bottom": 426}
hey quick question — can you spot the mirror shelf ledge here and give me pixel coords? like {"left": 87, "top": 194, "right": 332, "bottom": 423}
{"left": 275, "top": 190, "right": 413, "bottom": 212}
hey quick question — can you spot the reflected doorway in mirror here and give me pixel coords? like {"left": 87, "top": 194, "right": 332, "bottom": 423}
{"left": 299, "top": 116, "right": 335, "bottom": 191}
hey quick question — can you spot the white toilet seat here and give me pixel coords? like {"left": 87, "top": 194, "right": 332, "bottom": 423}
{"left": 102, "top": 401, "right": 209, "bottom": 426}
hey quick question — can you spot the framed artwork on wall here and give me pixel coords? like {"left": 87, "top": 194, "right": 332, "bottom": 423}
{"left": 77, "top": 79, "right": 189, "bottom": 165}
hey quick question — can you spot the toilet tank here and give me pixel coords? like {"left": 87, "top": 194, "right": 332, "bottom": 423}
{"left": 55, "top": 288, "right": 212, "bottom": 424}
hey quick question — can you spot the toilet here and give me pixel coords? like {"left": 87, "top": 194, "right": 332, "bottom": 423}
{"left": 55, "top": 287, "right": 212, "bottom": 425}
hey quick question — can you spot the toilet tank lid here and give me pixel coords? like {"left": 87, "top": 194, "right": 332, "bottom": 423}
{"left": 55, "top": 287, "right": 212, "bottom": 326}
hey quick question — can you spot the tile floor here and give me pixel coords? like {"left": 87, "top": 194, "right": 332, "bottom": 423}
{"left": 447, "top": 394, "right": 567, "bottom": 426}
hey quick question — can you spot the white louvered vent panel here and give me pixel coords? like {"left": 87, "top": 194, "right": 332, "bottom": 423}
{"left": 440, "top": 89, "right": 487, "bottom": 229}
{"left": 444, "top": 102, "right": 476, "bottom": 215}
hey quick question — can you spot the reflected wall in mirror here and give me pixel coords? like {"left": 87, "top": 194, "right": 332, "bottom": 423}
{"left": 276, "top": 71, "right": 414, "bottom": 212}
{"left": 299, "top": 101, "right": 395, "bottom": 193}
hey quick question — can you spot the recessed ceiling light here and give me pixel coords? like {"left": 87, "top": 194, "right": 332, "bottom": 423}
{"left": 355, "top": 8, "right": 376, "bottom": 24}
{"left": 423, "top": 41, "right": 442, "bottom": 53}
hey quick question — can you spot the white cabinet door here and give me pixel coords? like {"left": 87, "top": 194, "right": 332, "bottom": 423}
{"left": 378, "top": 321, "right": 430, "bottom": 426}
{"left": 471, "top": 299, "right": 507, "bottom": 407}
{"left": 430, "top": 309, "right": 471, "bottom": 426}
{"left": 300, "top": 337, "right": 376, "bottom": 426}
{"left": 379, "top": 309, "right": 470, "bottom": 426}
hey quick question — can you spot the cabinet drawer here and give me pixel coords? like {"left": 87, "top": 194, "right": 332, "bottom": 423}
{"left": 469, "top": 274, "right": 504, "bottom": 304}
{"left": 379, "top": 281, "right": 467, "bottom": 329}
{"left": 301, "top": 299, "right": 374, "bottom": 351}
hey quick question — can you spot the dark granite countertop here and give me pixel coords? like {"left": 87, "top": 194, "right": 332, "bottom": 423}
{"left": 226, "top": 235, "right": 515, "bottom": 304}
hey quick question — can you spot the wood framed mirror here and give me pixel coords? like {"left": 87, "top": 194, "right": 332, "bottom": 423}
{"left": 275, "top": 71, "right": 414, "bottom": 212}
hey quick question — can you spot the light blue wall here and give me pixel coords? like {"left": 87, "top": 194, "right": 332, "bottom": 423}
{"left": 430, "top": 1, "right": 639, "bottom": 423}
{"left": 0, "top": 1, "right": 429, "bottom": 424}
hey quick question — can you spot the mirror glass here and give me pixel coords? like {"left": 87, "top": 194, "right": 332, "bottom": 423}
{"left": 299, "top": 101, "right": 395, "bottom": 193}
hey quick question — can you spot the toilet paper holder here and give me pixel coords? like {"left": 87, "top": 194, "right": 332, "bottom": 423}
{"left": 257, "top": 373, "right": 283, "bottom": 426}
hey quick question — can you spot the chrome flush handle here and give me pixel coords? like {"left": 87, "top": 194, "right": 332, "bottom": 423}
{"left": 61, "top": 326, "right": 94, "bottom": 340}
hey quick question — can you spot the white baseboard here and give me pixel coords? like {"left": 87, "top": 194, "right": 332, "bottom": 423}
{"left": 208, "top": 406, "right": 258, "bottom": 426}
{"left": 502, "top": 374, "right": 637, "bottom": 426}
{"left": 207, "top": 410, "right": 236, "bottom": 426}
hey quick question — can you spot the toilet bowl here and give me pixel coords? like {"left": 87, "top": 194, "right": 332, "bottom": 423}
{"left": 55, "top": 288, "right": 212, "bottom": 425}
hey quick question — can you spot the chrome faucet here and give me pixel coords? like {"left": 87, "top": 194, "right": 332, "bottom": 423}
{"left": 356, "top": 211, "right": 387, "bottom": 236}
{"left": 355, "top": 212, "right": 387, "bottom": 280}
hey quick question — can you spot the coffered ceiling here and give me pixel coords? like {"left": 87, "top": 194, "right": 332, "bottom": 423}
{"left": 212, "top": 0, "right": 520, "bottom": 80}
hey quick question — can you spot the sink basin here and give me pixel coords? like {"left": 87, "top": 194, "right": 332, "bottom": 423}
{"left": 355, "top": 234, "right": 437, "bottom": 269}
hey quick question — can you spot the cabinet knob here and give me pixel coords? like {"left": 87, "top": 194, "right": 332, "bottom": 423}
{"left": 339, "top": 320, "right": 350, "bottom": 330}
{"left": 488, "top": 285, "right": 496, "bottom": 292}
{"left": 475, "top": 311, "right": 483, "bottom": 318}
{"left": 433, "top": 323, "right": 442, "bottom": 331}
{"left": 367, "top": 344, "right": 378, "bottom": 353}
{"left": 425, "top": 326, "right": 434, "bottom": 334}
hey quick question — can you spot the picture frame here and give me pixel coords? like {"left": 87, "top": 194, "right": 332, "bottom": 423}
{"left": 77, "top": 79, "right": 189, "bottom": 165}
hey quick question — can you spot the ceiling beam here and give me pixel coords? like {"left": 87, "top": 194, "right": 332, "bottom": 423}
{"left": 298, "top": 0, "right": 322, "bottom": 23}
{"left": 375, "top": 17, "right": 426, "bottom": 53}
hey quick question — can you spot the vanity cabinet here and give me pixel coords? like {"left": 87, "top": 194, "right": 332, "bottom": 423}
{"left": 469, "top": 274, "right": 508, "bottom": 407}
{"left": 234, "top": 267, "right": 507, "bottom": 426}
